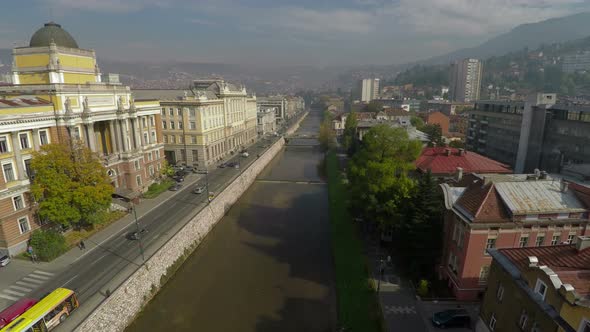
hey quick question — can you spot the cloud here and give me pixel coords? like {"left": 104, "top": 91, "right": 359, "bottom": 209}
{"left": 41, "top": 0, "right": 180, "bottom": 13}
{"left": 186, "top": 18, "right": 217, "bottom": 26}
{"left": 272, "top": 7, "right": 375, "bottom": 34}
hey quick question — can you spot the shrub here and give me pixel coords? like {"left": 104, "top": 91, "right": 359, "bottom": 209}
{"left": 29, "top": 229, "right": 68, "bottom": 262}
{"left": 417, "top": 279, "right": 430, "bottom": 297}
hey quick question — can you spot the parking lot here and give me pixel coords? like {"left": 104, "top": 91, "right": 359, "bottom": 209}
{"left": 418, "top": 301, "right": 479, "bottom": 332}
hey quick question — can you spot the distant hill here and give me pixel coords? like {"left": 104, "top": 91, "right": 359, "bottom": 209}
{"left": 423, "top": 12, "right": 590, "bottom": 65}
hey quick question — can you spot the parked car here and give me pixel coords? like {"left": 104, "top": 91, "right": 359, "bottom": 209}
{"left": 126, "top": 229, "right": 148, "bottom": 240}
{"left": 241, "top": 152, "right": 249, "bottom": 158}
{"left": 172, "top": 175, "right": 184, "bottom": 182}
{"left": 218, "top": 163, "right": 227, "bottom": 168}
{"left": 227, "top": 162, "right": 239, "bottom": 169}
{"left": 169, "top": 183, "right": 183, "bottom": 191}
{"left": 0, "top": 255, "right": 10, "bottom": 267}
{"left": 193, "top": 186, "right": 205, "bottom": 194}
{"left": 195, "top": 169, "right": 208, "bottom": 174}
{"left": 183, "top": 166, "right": 194, "bottom": 175}
{"left": 432, "top": 309, "right": 471, "bottom": 329}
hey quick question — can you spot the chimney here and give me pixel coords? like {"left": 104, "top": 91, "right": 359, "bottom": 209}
{"left": 576, "top": 236, "right": 590, "bottom": 252}
{"left": 445, "top": 148, "right": 451, "bottom": 156}
{"left": 528, "top": 256, "right": 539, "bottom": 267}
{"left": 458, "top": 148, "right": 465, "bottom": 156}
{"left": 456, "top": 167, "right": 463, "bottom": 182}
{"left": 560, "top": 179, "right": 569, "bottom": 193}
{"left": 539, "top": 171, "right": 548, "bottom": 180}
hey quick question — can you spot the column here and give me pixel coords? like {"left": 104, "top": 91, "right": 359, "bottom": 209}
{"left": 131, "top": 119, "right": 141, "bottom": 150}
{"left": 108, "top": 121, "right": 118, "bottom": 153}
{"left": 11, "top": 132, "right": 25, "bottom": 180}
{"left": 116, "top": 120, "right": 128, "bottom": 152}
{"left": 86, "top": 124, "right": 98, "bottom": 152}
{"left": 32, "top": 129, "right": 40, "bottom": 151}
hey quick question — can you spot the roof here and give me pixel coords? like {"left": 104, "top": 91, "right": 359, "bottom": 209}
{"left": 495, "top": 181, "right": 587, "bottom": 214}
{"left": 498, "top": 245, "right": 590, "bottom": 297}
{"left": 29, "top": 22, "right": 79, "bottom": 48}
{"left": 415, "top": 147, "right": 512, "bottom": 175}
{"left": 0, "top": 97, "right": 51, "bottom": 108}
{"left": 383, "top": 108, "right": 408, "bottom": 117}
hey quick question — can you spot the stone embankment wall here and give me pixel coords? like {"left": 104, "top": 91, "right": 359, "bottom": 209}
{"left": 76, "top": 136, "right": 286, "bottom": 332}
{"left": 285, "top": 111, "right": 308, "bottom": 136}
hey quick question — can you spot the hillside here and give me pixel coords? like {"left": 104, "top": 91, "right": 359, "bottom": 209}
{"left": 423, "top": 12, "right": 590, "bottom": 65}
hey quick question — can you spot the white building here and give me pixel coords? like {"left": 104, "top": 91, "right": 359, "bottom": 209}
{"left": 450, "top": 59, "right": 483, "bottom": 102}
{"left": 257, "top": 108, "right": 276, "bottom": 136}
{"left": 361, "top": 78, "right": 380, "bottom": 103}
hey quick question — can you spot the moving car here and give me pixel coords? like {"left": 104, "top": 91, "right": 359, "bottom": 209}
{"left": 172, "top": 175, "right": 184, "bottom": 182}
{"left": 126, "top": 229, "right": 148, "bottom": 240}
{"left": 241, "top": 152, "right": 249, "bottom": 158}
{"left": 169, "top": 183, "right": 183, "bottom": 191}
{"left": 218, "top": 163, "right": 227, "bottom": 168}
{"left": 0, "top": 255, "right": 10, "bottom": 267}
{"left": 227, "top": 162, "right": 239, "bottom": 168}
{"left": 432, "top": 309, "right": 471, "bottom": 329}
{"left": 193, "top": 186, "right": 205, "bottom": 194}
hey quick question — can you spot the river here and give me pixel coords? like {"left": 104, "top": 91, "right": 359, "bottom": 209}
{"left": 126, "top": 111, "right": 337, "bottom": 332}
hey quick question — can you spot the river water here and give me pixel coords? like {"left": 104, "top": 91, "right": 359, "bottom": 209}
{"left": 126, "top": 111, "right": 337, "bottom": 332}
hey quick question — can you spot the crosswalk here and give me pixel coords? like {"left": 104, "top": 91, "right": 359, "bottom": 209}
{"left": 384, "top": 305, "right": 417, "bottom": 315}
{"left": 0, "top": 270, "right": 54, "bottom": 302}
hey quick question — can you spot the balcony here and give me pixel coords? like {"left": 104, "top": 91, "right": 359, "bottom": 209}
{"left": 481, "top": 120, "right": 489, "bottom": 125}
{"left": 478, "top": 139, "right": 487, "bottom": 144}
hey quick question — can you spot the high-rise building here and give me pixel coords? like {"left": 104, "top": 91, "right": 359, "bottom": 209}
{"left": 450, "top": 59, "right": 483, "bottom": 102}
{"left": 361, "top": 78, "right": 380, "bottom": 103}
{"left": 0, "top": 22, "right": 165, "bottom": 255}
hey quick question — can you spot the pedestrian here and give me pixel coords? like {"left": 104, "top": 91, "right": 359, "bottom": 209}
{"left": 80, "top": 240, "right": 86, "bottom": 250}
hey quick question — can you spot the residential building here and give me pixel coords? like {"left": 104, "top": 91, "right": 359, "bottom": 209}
{"left": 361, "top": 78, "right": 380, "bottom": 103}
{"left": 476, "top": 239, "right": 590, "bottom": 332}
{"left": 416, "top": 147, "right": 512, "bottom": 178}
{"left": 466, "top": 94, "right": 590, "bottom": 173}
{"left": 425, "top": 111, "right": 450, "bottom": 136}
{"left": 375, "top": 99, "right": 422, "bottom": 113}
{"left": 133, "top": 79, "right": 258, "bottom": 167}
{"left": 440, "top": 174, "right": 590, "bottom": 301}
{"left": 256, "top": 95, "right": 304, "bottom": 123}
{"left": 0, "top": 22, "right": 165, "bottom": 255}
{"left": 257, "top": 108, "right": 276, "bottom": 136}
{"left": 426, "top": 101, "right": 474, "bottom": 116}
{"left": 562, "top": 51, "right": 590, "bottom": 73}
{"left": 450, "top": 58, "right": 483, "bottom": 102}
{"left": 332, "top": 113, "right": 347, "bottom": 136}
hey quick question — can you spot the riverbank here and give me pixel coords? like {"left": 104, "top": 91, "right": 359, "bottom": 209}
{"left": 326, "top": 150, "right": 385, "bottom": 332}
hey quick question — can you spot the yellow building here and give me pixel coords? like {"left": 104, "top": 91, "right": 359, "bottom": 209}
{"left": 133, "top": 79, "right": 258, "bottom": 167}
{"left": 0, "top": 22, "right": 165, "bottom": 256}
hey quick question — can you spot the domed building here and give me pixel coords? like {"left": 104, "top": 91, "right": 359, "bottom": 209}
{"left": 0, "top": 23, "right": 165, "bottom": 256}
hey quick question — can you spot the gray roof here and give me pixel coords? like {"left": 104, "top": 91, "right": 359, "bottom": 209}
{"left": 29, "top": 22, "right": 79, "bottom": 48}
{"left": 132, "top": 89, "right": 189, "bottom": 101}
{"left": 494, "top": 180, "right": 586, "bottom": 214}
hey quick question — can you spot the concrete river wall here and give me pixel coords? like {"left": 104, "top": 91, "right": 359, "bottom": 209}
{"left": 75, "top": 112, "right": 308, "bottom": 332}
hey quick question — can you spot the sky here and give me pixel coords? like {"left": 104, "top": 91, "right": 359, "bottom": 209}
{"left": 0, "top": 0, "right": 589, "bottom": 66}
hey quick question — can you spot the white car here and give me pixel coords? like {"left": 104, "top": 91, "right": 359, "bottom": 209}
{"left": 241, "top": 152, "right": 249, "bottom": 158}
{"left": 193, "top": 186, "right": 205, "bottom": 194}
{"left": 0, "top": 255, "right": 10, "bottom": 267}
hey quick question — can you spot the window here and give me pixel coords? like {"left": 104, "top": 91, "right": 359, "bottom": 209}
{"left": 13, "top": 195, "right": 24, "bottom": 210}
{"left": 3, "top": 162, "right": 15, "bottom": 182}
{"left": 156, "top": 150, "right": 160, "bottom": 159}
{"left": 536, "top": 235, "right": 545, "bottom": 247}
{"left": 168, "top": 108, "right": 174, "bottom": 116}
{"left": 489, "top": 314, "right": 497, "bottom": 331}
{"left": 534, "top": 279, "right": 547, "bottom": 300}
{"left": 143, "top": 133, "right": 148, "bottom": 145}
{"left": 136, "top": 175, "right": 142, "bottom": 186}
{"left": 177, "top": 108, "right": 182, "bottom": 116}
{"left": 479, "top": 265, "right": 490, "bottom": 283}
{"left": 452, "top": 223, "right": 458, "bottom": 241}
{"left": 171, "top": 122, "right": 175, "bottom": 130}
{"left": 151, "top": 131, "right": 156, "bottom": 143}
{"left": 134, "top": 160, "right": 140, "bottom": 171}
{"left": 178, "top": 122, "right": 183, "bottom": 130}
{"left": 147, "top": 152, "right": 152, "bottom": 161}
{"left": 163, "top": 136, "right": 168, "bottom": 144}
{"left": 72, "top": 127, "right": 81, "bottom": 140}
{"left": 170, "top": 135, "right": 175, "bottom": 143}
{"left": 192, "top": 136, "right": 197, "bottom": 144}
{"left": 485, "top": 237, "right": 496, "bottom": 254}
{"left": 551, "top": 234, "right": 561, "bottom": 245}
{"left": 149, "top": 165, "right": 154, "bottom": 176}
{"left": 162, "top": 121, "right": 167, "bottom": 129}
{"left": 190, "top": 108, "right": 196, "bottom": 117}
{"left": 178, "top": 136, "right": 183, "bottom": 144}
{"left": 19, "top": 133, "right": 29, "bottom": 149}
{"left": 496, "top": 283, "right": 504, "bottom": 301}
{"left": 24, "top": 159, "right": 31, "bottom": 178}
{"left": 518, "top": 309, "right": 528, "bottom": 330}
{"left": 457, "top": 228, "right": 464, "bottom": 248}
{"left": 18, "top": 217, "right": 30, "bottom": 234}
{"left": 150, "top": 116, "right": 155, "bottom": 126}
{"left": 567, "top": 233, "right": 577, "bottom": 244}
{"left": 519, "top": 235, "right": 529, "bottom": 247}
{"left": 142, "top": 118, "right": 147, "bottom": 128}
{"left": 190, "top": 121, "right": 196, "bottom": 130}
{"left": 39, "top": 130, "right": 49, "bottom": 145}
{"left": 0, "top": 136, "right": 8, "bottom": 153}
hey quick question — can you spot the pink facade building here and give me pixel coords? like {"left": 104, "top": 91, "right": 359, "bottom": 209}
{"left": 440, "top": 174, "right": 590, "bottom": 301}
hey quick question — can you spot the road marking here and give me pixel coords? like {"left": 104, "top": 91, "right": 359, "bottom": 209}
{"left": 15, "top": 281, "right": 31, "bottom": 287}
{"left": 10, "top": 285, "right": 32, "bottom": 292}
{"left": 3, "top": 289, "right": 26, "bottom": 296}
{"left": 33, "top": 270, "right": 54, "bottom": 276}
{"left": 384, "top": 305, "right": 417, "bottom": 315}
{"left": 60, "top": 274, "right": 79, "bottom": 288}
{"left": 27, "top": 274, "right": 50, "bottom": 280}
{"left": 22, "top": 277, "right": 44, "bottom": 284}
{"left": 0, "top": 293, "right": 19, "bottom": 301}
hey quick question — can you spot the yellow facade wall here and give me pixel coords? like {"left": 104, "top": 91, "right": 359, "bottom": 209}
{"left": 15, "top": 54, "right": 50, "bottom": 68}
{"left": 558, "top": 304, "right": 590, "bottom": 332}
{"left": 18, "top": 73, "right": 49, "bottom": 84}
{"left": 57, "top": 54, "right": 95, "bottom": 69}
{"left": 0, "top": 105, "right": 54, "bottom": 115}
{"left": 63, "top": 73, "right": 96, "bottom": 84}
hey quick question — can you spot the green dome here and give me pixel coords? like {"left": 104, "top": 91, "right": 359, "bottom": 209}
{"left": 29, "top": 22, "right": 79, "bottom": 48}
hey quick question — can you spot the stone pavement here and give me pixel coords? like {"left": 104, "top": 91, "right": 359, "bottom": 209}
{"left": 0, "top": 172, "right": 204, "bottom": 311}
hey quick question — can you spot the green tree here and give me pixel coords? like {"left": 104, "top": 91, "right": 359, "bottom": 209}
{"left": 29, "top": 229, "right": 68, "bottom": 262}
{"left": 421, "top": 124, "right": 444, "bottom": 147}
{"left": 449, "top": 140, "right": 465, "bottom": 149}
{"left": 363, "top": 101, "right": 384, "bottom": 113}
{"left": 347, "top": 125, "right": 422, "bottom": 228}
{"left": 161, "top": 159, "right": 175, "bottom": 177}
{"left": 30, "top": 141, "right": 114, "bottom": 228}
{"left": 342, "top": 112, "right": 358, "bottom": 156}
{"left": 410, "top": 116, "right": 425, "bottom": 130}
{"left": 318, "top": 119, "right": 336, "bottom": 151}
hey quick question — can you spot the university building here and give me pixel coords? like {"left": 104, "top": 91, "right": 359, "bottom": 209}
{"left": 0, "top": 22, "right": 165, "bottom": 255}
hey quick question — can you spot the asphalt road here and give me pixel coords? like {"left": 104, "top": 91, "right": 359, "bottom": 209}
{"left": 28, "top": 124, "right": 298, "bottom": 331}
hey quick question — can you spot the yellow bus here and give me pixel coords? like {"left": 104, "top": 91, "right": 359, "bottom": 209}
{"left": 0, "top": 288, "right": 79, "bottom": 332}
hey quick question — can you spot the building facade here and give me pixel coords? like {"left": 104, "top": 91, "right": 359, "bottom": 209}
{"left": 0, "top": 22, "right": 165, "bottom": 255}
{"left": 562, "top": 51, "right": 590, "bottom": 73}
{"left": 440, "top": 174, "right": 590, "bottom": 301}
{"left": 257, "top": 108, "right": 276, "bottom": 136}
{"left": 134, "top": 80, "right": 258, "bottom": 167}
{"left": 476, "top": 240, "right": 590, "bottom": 332}
{"left": 450, "top": 59, "right": 483, "bottom": 102}
{"left": 256, "top": 95, "right": 304, "bottom": 124}
{"left": 361, "top": 78, "right": 380, "bottom": 103}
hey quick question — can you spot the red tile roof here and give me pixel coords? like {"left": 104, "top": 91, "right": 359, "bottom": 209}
{"left": 454, "top": 181, "right": 510, "bottom": 222}
{"left": 499, "top": 245, "right": 590, "bottom": 297}
{"left": 416, "top": 147, "right": 512, "bottom": 176}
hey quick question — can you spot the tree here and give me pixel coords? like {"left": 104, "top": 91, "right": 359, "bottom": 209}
{"left": 30, "top": 141, "right": 114, "bottom": 228}
{"left": 410, "top": 116, "right": 425, "bottom": 130}
{"left": 421, "top": 123, "right": 444, "bottom": 147}
{"left": 449, "top": 140, "right": 465, "bottom": 149}
{"left": 363, "top": 101, "right": 384, "bottom": 113}
{"left": 342, "top": 112, "right": 358, "bottom": 156}
{"left": 29, "top": 229, "right": 68, "bottom": 262}
{"left": 318, "top": 119, "right": 336, "bottom": 151}
{"left": 347, "top": 125, "right": 422, "bottom": 228}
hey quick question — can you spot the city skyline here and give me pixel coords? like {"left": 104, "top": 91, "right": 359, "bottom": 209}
{"left": 0, "top": 0, "right": 588, "bottom": 66}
